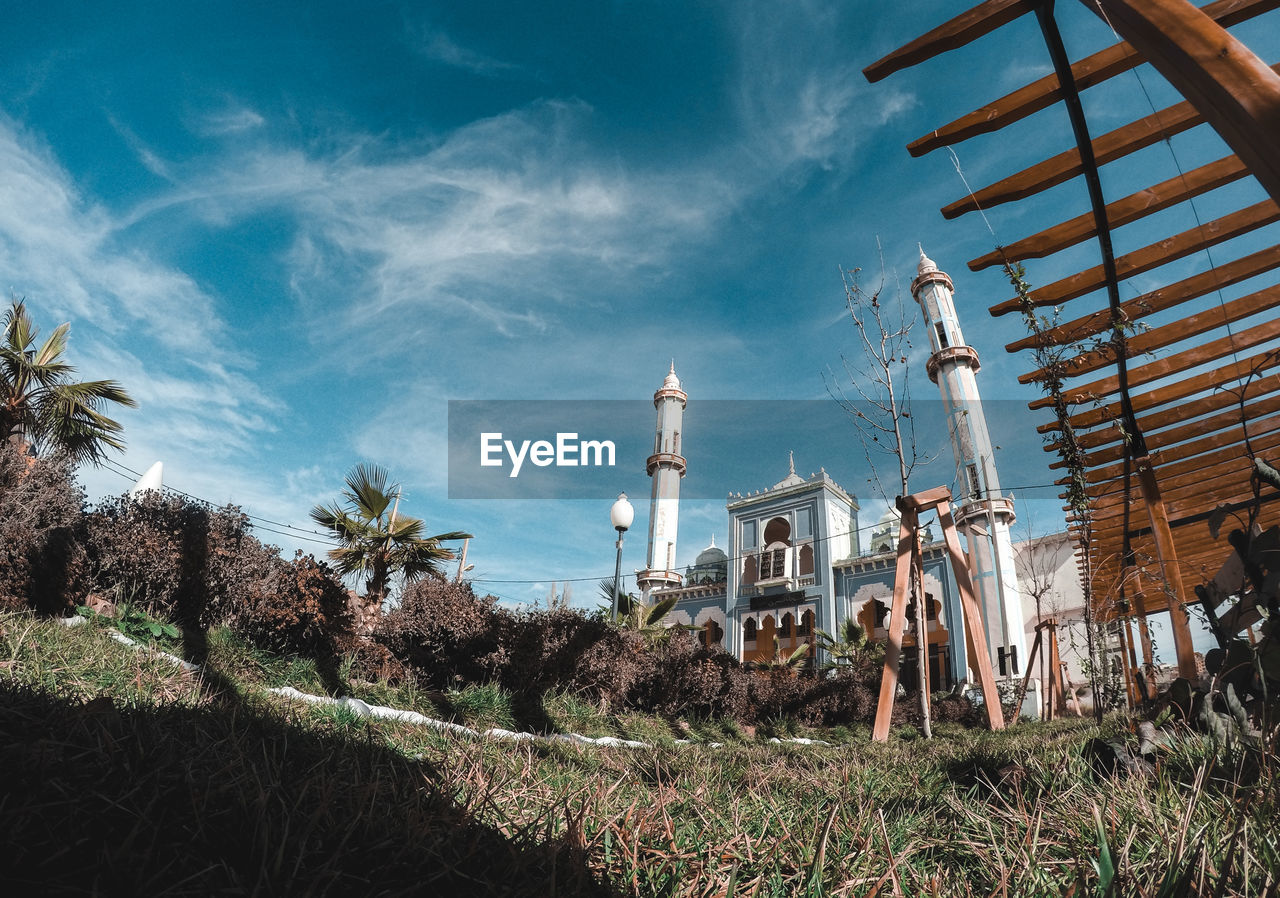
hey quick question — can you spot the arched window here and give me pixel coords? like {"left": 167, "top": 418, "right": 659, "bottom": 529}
{"left": 801, "top": 609, "right": 815, "bottom": 637}
{"left": 781, "top": 612, "right": 795, "bottom": 640}
{"left": 798, "top": 544, "right": 814, "bottom": 576}
{"left": 742, "top": 554, "right": 758, "bottom": 586}
{"left": 744, "top": 618, "right": 758, "bottom": 643}
{"left": 763, "top": 517, "right": 791, "bottom": 545}
{"left": 701, "top": 620, "right": 723, "bottom": 649}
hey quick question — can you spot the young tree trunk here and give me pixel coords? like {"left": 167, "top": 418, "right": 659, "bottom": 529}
{"left": 912, "top": 555, "right": 932, "bottom": 738}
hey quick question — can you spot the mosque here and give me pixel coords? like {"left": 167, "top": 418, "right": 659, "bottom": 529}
{"left": 643, "top": 249, "right": 1034, "bottom": 691}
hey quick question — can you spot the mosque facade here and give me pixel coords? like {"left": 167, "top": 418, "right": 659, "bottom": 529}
{"left": 646, "top": 250, "right": 1033, "bottom": 691}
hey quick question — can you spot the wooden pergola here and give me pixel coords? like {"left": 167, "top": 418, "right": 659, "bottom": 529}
{"left": 865, "top": 0, "right": 1280, "bottom": 681}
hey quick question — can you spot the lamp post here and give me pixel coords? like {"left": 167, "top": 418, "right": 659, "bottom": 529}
{"left": 609, "top": 493, "right": 634, "bottom": 621}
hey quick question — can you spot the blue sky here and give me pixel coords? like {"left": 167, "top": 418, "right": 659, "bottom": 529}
{"left": 3, "top": 1, "right": 1277, "bottom": 610}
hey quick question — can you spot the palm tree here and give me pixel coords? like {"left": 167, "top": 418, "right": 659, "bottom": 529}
{"left": 1, "top": 299, "right": 137, "bottom": 465}
{"left": 751, "top": 635, "right": 811, "bottom": 672}
{"left": 815, "top": 619, "right": 883, "bottom": 673}
{"left": 310, "top": 463, "right": 471, "bottom": 609}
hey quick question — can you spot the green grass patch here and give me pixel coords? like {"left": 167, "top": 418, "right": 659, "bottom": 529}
{"left": 2, "top": 608, "right": 1277, "bottom": 896}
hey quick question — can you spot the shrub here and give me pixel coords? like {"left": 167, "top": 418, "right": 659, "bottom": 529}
{"left": 84, "top": 493, "right": 278, "bottom": 629}
{"left": 0, "top": 444, "right": 88, "bottom": 613}
{"left": 374, "top": 579, "right": 504, "bottom": 687}
{"left": 238, "top": 552, "right": 352, "bottom": 656}
{"left": 625, "top": 631, "right": 752, "bottom": 721}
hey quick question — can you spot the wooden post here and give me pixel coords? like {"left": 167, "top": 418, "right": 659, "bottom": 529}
{"left": 1135, "top": 457, "right": 1199, "bottom": 679}
{"left": 873, "top": 487, "right": 1006, "bottom": 740}
{"left": 912, "top": 528, "right": 932, "bottom": 737}
{"left": 1046, "top": 620, "right": 1065, "bottom": 719}
{"left": 872, "top": 510, "right": 919, "bottom": 742}
{"left": 1014, "top": 628, "right": 1043, "bottom": 719}
{"left": 938, "top": 499, "right": 1006, "bottom": 731}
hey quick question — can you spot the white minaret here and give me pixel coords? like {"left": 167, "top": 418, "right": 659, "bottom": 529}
{"left": 637, "top": 362, "right": 687, "bottom": 598}
{"left": 911, "top": 248, "right": 1028, "bottom": 678}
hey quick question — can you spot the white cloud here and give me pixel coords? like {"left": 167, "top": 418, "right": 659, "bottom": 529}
{"left": 414, "top": 27, "right": 524, "bottom": 78}
{"left": 197, "top": 104, "right": 266, "bottom": 136}
{"left": 0, "top": 118, "right": 231, "bottom": 355}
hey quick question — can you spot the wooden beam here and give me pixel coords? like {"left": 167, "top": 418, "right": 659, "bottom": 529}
{"left": 1039, "top": 346, "right": 1280, "bottom": 431}
{"left": 864, "top": 0, "right": 1036, "bottom": 83}
{"left": 1030, "top": 315, "right": 1280, "bottom": 410}
{"left": 1011, "top": 244, "right": 1280, "bottom": 353}
{"left": 1083, "top": 483, "right": 1275, "bottom": 539}
{"left": 943, "top": 89, "right": 1210, "bottom": 219}
{"left": 1066, "top": 409, "right": 1280, "bottom": 480}
{"left": 1084, "top": 0, "right": 1280, "bottom": 204}
{"left": 1023, "top": 283, "right": 1280, "bottom": 384}
{"left": 937, "top": 500, "right": 1005, "bottom": 731}
{"left": 1065, "top": 392, "right": 1280, "bottom": 468}
{"left": 872, "top": 512, "right": 920, "bottom": 742}
{"left": 1066, "top": 373, "right": 1280, "bottom": 454}
{"left": 971, "top": 155, "right": 1248, "bottom": 272}
{"left": 1082, "top": 420, "right": 1280, "bottom": 496}
{"left": 1090, "top": 463, "right": 1256, "bottom": 513}
{"left": 1068, "top": 386, "right": 1273, "bottom": 457}
{"left": 992, "top": 199, "right": 1280, "bottom": 316}
{"left": 904, "top": 0, "right": 1279, "bottom": 156}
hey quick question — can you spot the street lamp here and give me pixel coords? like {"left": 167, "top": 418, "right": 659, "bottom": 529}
{"left": 609, "top": 493, "right": 634, "bottom": 621}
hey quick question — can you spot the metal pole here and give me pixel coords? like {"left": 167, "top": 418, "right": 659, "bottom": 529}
{"left": 612, "top": 532, "right": 624, "bottom": 621}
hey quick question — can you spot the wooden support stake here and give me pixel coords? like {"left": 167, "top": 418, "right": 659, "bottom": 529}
{"left": 1135, "top": 457, "right": 1199, "bottom": 679}
{"left": 872, "top": 510, "right": 920, "bottom": 742}
{"left": 873, "top": 487, "right": 1007, "bottom": 741}
{"left": 939, "top": 499, "right": 1006, "bottom": 732}
{"left": 1014, "top": 628, "right": 1043, "bottom": 717}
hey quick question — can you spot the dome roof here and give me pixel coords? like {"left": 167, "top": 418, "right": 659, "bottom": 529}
{"left": 694, "top": 543, "right": 728, "bottom": 567}
{"left": 917, "top": 244, "right": 938, "bottom": 275}
{"left": 662, "top": 360, "right": 681, "bottom": 389}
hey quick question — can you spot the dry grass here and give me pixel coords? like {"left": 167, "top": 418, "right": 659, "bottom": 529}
{"left": 2, "top": 609, "right": 1277, "bottom": 896}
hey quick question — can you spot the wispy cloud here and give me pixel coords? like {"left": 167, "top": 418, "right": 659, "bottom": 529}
{"left": 196, "top": 103, "right": 266, "bottom": 137}
{"left": 727, "top": 1, "right": 915, "bottom": 178}
{"left": 412, "top": 26, "right": 524, "bottom": 77}
{"left": 126, "top": 100, "right": 732, "bottom": 358}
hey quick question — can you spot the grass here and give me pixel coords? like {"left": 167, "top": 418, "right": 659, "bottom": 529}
{"left": 2, "top": 607, "right": 1277, "bottom": 896}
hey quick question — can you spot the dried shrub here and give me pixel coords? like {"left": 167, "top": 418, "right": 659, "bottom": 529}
{"left": 626, "top": 631, "right": 752, "bottom": 721}
{"left": 374, "top": 579, "right": 504, "bottom": 687}
{"left": 238, "top": 552, "right": 352, "bottom": 656}
{"left": 84, "top": 493, "right": 278, "bottom": 629}
{"left": 0, "top": 444, "right": 89, "bottom": 613}
{"left": 792, "top": 669, "right": 880, "bottom": 727}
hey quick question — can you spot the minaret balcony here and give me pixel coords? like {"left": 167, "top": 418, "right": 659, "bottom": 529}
{"left": 646, "top": 452, "right": 687, "bottom": 476}
{"left": 955, "top": 495, "right": 1016, "bottom": 527}
{"left": 638, "top": 569, "right": 683, "bottom": 588}
{"left": 926, "top": 344, "right": 981, "bottom": 384}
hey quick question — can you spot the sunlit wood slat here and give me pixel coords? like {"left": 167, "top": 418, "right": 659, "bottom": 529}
{"left": 1039, "top": 346, "right": 1280, "bottom": 432}
{"left": 1030, "top": 316, "right": 1280, "bottom": 417}
{"left": 1021, "top": 283, "right": 1280, "bottom": 383}
{"left": 1089, "top": 462, "right": 1259, "bottom": 512}
{"left": 1059, "top": 391, "right": 1280, "bottom": 468}
{"left": 1087, "top": 0, "right": 1280, "bottom": 203}
{"left": 1061, "top": 372, "right": 1280, "bottom": 453}
{"left": 991, "top": 199, "right": 1280, "bottom": 316}
{"left": 942, "top": 93, "right": 1204, "bottom": 219}
{"left": 1080, "top": 426, "right": 1280, "bottom": 497}
{"left": 863, "top": 0, "right": 1036, "bottom": 83}
{"left": 1010, "top": 242, "right": 1280, "bottom": 352}
{"left": 1064, "top": 410, "right": 1280, "bottom": 482}
{"left": 970, "top": 155, "right": 1248, "bottom": 272}
{"left": 902, "top": 0, "right": 1279, "bottom": 156}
